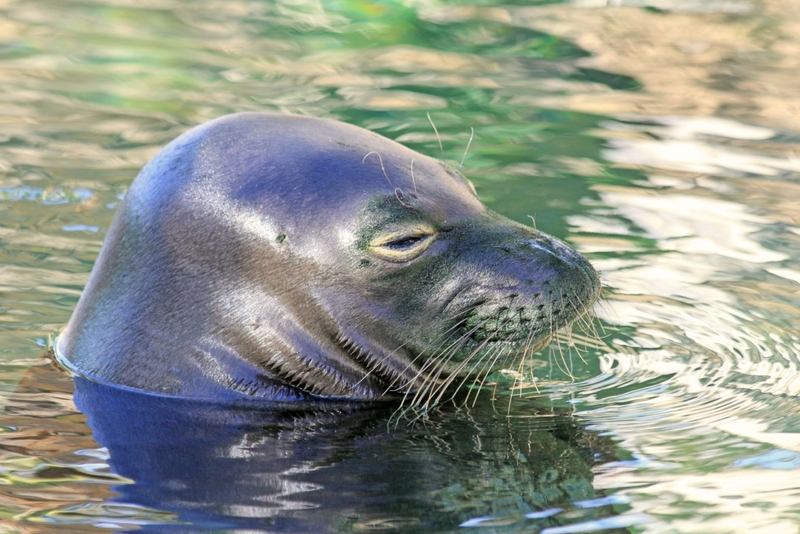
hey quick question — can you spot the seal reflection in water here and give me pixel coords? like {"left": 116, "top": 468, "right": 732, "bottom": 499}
{"left": 57, "top": 113, "right": 600, "bottom": 407}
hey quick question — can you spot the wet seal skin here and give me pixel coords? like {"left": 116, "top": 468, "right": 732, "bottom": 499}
{"left": 55, "top": 113, "right": 600, "bottom": 407}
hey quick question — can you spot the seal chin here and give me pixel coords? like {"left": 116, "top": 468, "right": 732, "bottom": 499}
{"left": 58, "top": 112, "right": 600, "bottom": 404}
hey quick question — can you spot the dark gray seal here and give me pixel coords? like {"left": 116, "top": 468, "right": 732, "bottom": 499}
{"left": 56, "top": 113, "right": 600, "bottom": 405}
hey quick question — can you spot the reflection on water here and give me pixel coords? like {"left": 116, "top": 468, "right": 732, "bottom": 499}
{"left": 2, "top": 363, "right": 626, "bottom": 533}
{"left": 1, "top": 0, "right": 800, "bottom": 531}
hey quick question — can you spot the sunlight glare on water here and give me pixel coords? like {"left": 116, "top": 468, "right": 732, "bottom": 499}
{"left": 549, "top": 114, "right": 800, "bottom": 532}
{"left": 1, "top": 0, "right": 800, "bottom": 532}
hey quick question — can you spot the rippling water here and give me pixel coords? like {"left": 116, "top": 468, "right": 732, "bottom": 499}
{"left": 2, "top": 0, "right": 800, "bottom": 532}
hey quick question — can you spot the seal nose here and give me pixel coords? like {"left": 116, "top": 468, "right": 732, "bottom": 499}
{"left": 526, "top": 235, "right": 600, "bottom": 297}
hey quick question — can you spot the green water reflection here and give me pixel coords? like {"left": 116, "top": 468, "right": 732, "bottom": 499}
{"left": 1, "top": 0, "right": 800, "bottom": 532}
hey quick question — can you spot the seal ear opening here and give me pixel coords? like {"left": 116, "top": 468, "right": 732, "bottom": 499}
{"left": 369, "top": 224, "right": 437, "bottom": 263}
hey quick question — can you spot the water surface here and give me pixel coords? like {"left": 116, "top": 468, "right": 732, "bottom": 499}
{"left": 1, "top": 0, "right": 800, "bottom": 532}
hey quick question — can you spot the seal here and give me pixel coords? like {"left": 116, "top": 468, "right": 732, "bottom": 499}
{"left": 56, "top": 113, "right": 600, "bottom": 405}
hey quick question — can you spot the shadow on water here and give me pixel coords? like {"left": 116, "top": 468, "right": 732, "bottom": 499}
{"left": 0, "top": 366, "right": 626, "bottom": 532}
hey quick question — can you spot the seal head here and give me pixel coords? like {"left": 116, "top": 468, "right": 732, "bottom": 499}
{"left": 58, "top": 113, "right": 600, "bottom": 403}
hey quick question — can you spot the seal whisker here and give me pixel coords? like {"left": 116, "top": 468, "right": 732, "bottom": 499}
{"left": 571, "top": 306, "right": 595, "bottom": 340}
{"left": 394, "top": 188, "right": 408, "bottom": 206}
{"left": 458, "top": 127, "right": 474, "bottom": 173}
{"left": 427, "top": 112, "right": 445, "bottom": 163}
{"left": 336, "top": 333, "right": 414, "bottom": 395}
{"left": 551, "top": 331, "right": 576, "bottom": 381}
{"left": 410, "top": 314, "right": 491, "bottom": 393}
{"left": 402, "top": 333, "right": 473, "bottom": 411}
{"left": 515, "top": 342, "right": 539, "bottom": 396}
{"left": 594, "top": 300, "right": 614, "bottom": 338}
{"left": 363, "top": 150, "right": 409, "bottom": 207}
{"left": 403, "top": 347, "right": 457, "bottom": 411}
{"left": 568, "top": 334, "right": 590, "bottom": 367}
{"left": 541, "top": 303, "right": 575, "bottom": 380}
{"left": 359, "top": 304, "right": 487, "bottom": 398}
{"left": 565, "top": 289, "right": 596, "bottom": 333}
{"left": 547, "top": 303, "right": 573, "bottom": 380}
{"left": 462, "top": 338, "right": 509, "bottom": 408}
{"left": 461, "top": 315, "right": 519, "bottom": 407}
{"left": 421, "top": 298, "right": 553, "bottom": 410}
{"left": 556, "top": 294, "right": 583, "bottom": 367}
{"left": 488, "top": 345, "right": 517, "bottom": 408}
{"left": 592, "top": 286, "right": 615, "bottom": 324}
{"left": 430, "top": 343, "right": 489, "bottom": 407}
{"left": 373, "top": 335, "right": 460, "bottom": 401}
{"left": 588, "top": 314, "right": 605, "bottom": 342}
{"left": 423, "top": 322, "right": 504, "bottom": 409}
{"left": 564, "top": 289, "right": 600, "bottom": 366}
{"left": 357, "top": 315, "right": 468, "bottom": 388}
{"left": 393, "top": 305, "right": 489, "bottom": 390}
{"left": 510, "top": 315, "right": 543, "bottom": 398}
{"left": 393, "top": 341, "right": 457, "bottom": 413}
{"left": 451, "top": 334, "right": 510, "bottom": 409}
{"left": 410, "top": 159, "right": 418, "bottom": 197}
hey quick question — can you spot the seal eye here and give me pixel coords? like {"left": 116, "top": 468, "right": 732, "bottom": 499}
{"left": 385, "top": 235, "right": 425, "bottom": 250}
{"left": 369, "top": 225, "right": 437, "bottom": 263}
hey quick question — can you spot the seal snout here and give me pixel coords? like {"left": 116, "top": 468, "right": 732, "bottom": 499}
{"left": 429, "top": 225, "right": 600, "bottom": 376}
{"left": 516, "top": 234, "right": 600, "bottom": 305}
